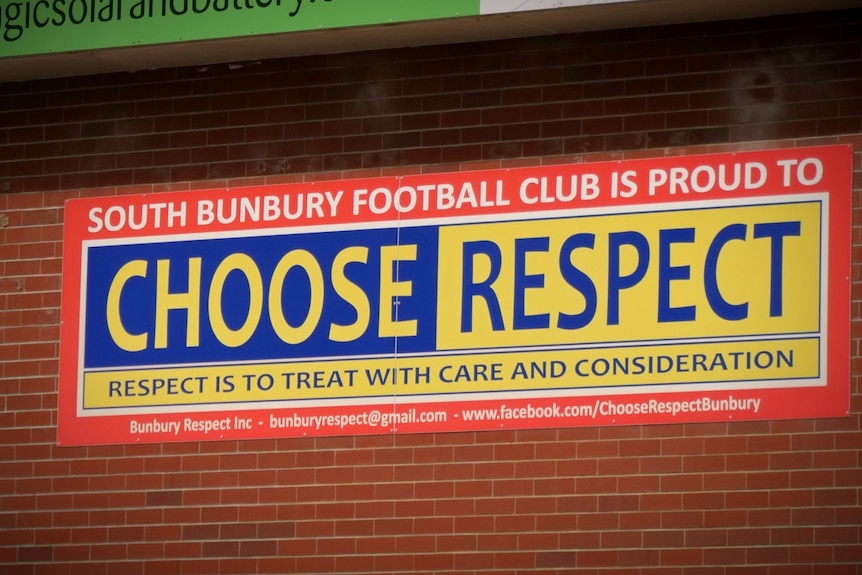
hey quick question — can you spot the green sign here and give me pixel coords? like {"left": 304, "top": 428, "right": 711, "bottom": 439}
{"left": 0, "top": 0, "right": 480, "bottom": 58}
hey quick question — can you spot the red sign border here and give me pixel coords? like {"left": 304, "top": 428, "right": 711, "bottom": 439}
{"left": 56, "top": 145, "right": 852, "bottom": 446}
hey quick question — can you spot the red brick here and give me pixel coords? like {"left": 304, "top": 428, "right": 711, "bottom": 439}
{"left": 1, "top": 12, "right": 861, "bottom": 575}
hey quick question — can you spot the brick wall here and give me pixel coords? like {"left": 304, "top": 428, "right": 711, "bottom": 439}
{"left": 1, "top": 8, "right": 861, "bottom": 574}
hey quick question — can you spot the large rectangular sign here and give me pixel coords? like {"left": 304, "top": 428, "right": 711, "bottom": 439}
{"left": 58, "top": 145, "right": 851, "bottom": 445}
{"left": 0, "top": 0, "right": 640, "bottom": 58}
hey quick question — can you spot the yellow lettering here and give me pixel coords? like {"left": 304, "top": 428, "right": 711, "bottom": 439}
{"left": 379, "top": 244, "right": 417, "bottom": 337}
{"left": 329, "top": 246, "right": 370, "bottom": 342}
{"left": 155, "top": 258, "right": 201, "bottom": 349}
{"left": 208, "top": 254, "right": 263, "bottom": 347}
{"left": 106, "top": 260, "right": 148, "bottom": 352}
{"left": 269, "top": 250, "right": 324, "bottom": 344}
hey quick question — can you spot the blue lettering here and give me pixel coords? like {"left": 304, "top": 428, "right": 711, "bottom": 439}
{"left": 753, "top": 221, "right": 801, "bottom": 317}
{"left": 658, "top": 228, "right": 696, "bottom": 322}
{"left": 513, "top": 237, "right": 550, "bottom": 330}
{"left": 460, "top": 240, "right": 504, "bottom": 332}
{"left": 705, "top": 223, "right": 748, "bottom": 320}
{"left": 607, "top": 231, "right": 649, "bottom": 325}
{"left": 558, "top": 233, "right": 597, "bottom": 330}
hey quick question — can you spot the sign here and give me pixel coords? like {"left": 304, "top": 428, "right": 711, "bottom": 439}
{"left": 480, "top": 0, "right": 640, "bottom": 14}
{"left": 58, "top": 145, "right": 851, "bottom": 446}
{"left": 0, "top": 0, "right": 640, "bottom": 58}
